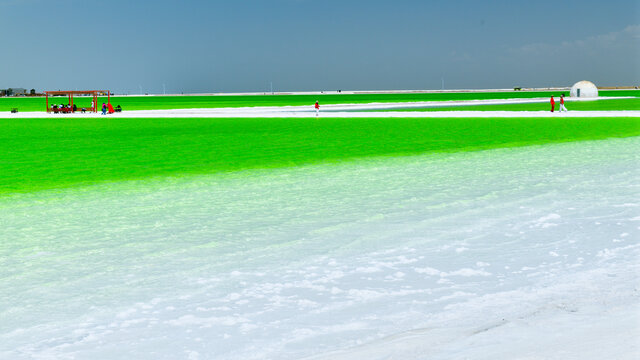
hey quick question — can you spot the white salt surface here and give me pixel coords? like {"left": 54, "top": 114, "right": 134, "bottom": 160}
{"left": 1, "top": 97, "right": 638, "bottom": 119}
{"left": 1, "top": 137, "right": 639, "bottom": 359}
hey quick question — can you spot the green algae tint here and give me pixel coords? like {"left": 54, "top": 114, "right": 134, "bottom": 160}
{"left": 385, "top": 98, "right": 640, "bottom": 112}
{"left": 1, "top": 90, "right": 637, "bottom": 112}
{"left": 1, "top": 116, "right": 639, "bottom": 195}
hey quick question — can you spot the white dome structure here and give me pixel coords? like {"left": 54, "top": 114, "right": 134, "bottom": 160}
{"left": 570, "top": 80, "right": 598, "bottom": 98}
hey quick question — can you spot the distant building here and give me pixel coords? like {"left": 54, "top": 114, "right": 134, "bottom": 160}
{"left": 10, "top": 88, "right": 27, "bottom": 95}
{"left": 1, "top": 88, "right": 29, "bottom": 96}
{"left": 0, "top": 88, "right": 32, "bottom": 96}
{"left": 570, "top": 81, "right": 598, "bottom": 98}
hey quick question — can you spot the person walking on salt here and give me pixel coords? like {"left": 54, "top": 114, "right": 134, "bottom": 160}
{"left": 559, "top": 94, "right": 568, "bottom": 112}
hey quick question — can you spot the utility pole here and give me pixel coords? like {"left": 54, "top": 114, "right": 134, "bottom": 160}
{"left": 163, "top": 83, "right": 166, "bottom": 95}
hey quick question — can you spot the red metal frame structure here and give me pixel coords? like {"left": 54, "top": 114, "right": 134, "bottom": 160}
{"left": 44, "top": 90, "right": 111, "bottom": 113}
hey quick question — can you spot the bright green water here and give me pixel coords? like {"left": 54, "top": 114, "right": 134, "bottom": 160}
{"left": 1, "top": 90, "right": 637, "bottom": 112}
{"left": 1, "top": 117, "right": 638, "bottom": 195}
{"left": 382, "top": 98, "right": 640, "bottom": 112}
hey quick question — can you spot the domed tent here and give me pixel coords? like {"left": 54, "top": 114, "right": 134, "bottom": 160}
{"left": 570, "top": 81, "right": 598, "bottom": 98}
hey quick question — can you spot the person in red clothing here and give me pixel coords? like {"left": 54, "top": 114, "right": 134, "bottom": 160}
{"left": 559, "top": 93, "right": 568, "bottom": 112}
{"left": 315, "top": 101, "right": 319, "bottom": 116}
{"left": 550, "top": 95, "right": 555, "bottom": 112}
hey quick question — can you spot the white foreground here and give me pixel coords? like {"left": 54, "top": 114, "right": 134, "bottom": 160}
{"left": 1, "top": 138, "right": 639, "bottom": 359}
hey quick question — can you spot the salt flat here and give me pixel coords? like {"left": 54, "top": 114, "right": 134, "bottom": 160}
{"left": 3, "top": 109, "right": 638, "bottom": 119}
{"left": 1, "top": 137, "right": 638, "bottom": 359}
{"left": 1, "top": 97, "right": 637, "bottom": 118}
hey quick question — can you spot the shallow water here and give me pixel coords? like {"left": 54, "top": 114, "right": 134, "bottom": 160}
{"left": 1, "top": 137, "right": 639, "bottom": 359}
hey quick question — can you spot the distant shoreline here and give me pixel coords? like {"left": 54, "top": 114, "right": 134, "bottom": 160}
{"left": 4, "top": 86, "right": 637, "bottom": 98}
{"left": 82, "top": 87, "right": 575, "bottom": 97}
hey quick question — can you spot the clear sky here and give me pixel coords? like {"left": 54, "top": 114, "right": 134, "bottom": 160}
{"left": 1, "top": 0, "right": 638, "bottom": 94}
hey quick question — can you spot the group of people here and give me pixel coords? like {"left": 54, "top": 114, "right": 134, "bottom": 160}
{"left": 50, "top": 102, "right": 122, "bottom": 114}
{"left": 100, "top": 103, "right": 122, "bottom": 115}
{"left": 51, "top": 103, "right": 80, "bottom": 113}
{"left": 101, "top": 102, "right": 113, "bottom": 115}
{"left": 550, "top": 94, "right": 568, "bottom": 112}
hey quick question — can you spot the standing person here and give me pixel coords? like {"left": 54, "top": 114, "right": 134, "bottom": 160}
{"left": 315, "top": 101, "right": 319, "bottom": 116}
{"left": 102, "top": 102, "right": 107, "bottom": 115}
{"left": 559, "top": 94, "right": 568, "bottom": 112}
{"left": 550, "top": 95, "right": 555, "bottom": 112}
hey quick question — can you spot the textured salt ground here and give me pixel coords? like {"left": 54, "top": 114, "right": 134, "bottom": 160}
{"left": 0, "top": 137, "right": 639, "bottom": 359}
{"left": 1, "top": 97, "right": 637, "bottom": 118}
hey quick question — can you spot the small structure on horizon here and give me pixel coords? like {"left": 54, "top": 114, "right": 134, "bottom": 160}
{"left": 1, "top": 88, "right": 27, "bottom": 96}
{"left": 570, "top": 81, "right": 598, "bottom": 98}
{"left": 44, "top": 90, "right": 111, "bottom": 113}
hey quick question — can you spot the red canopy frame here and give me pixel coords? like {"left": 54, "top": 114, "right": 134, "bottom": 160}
{"left": 44, "top": 90, "right": 111, "bottom": 113}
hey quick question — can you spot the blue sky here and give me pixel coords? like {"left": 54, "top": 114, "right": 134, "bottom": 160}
{"left": 1, "top": 0, "right": 638, "bottom": 93}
